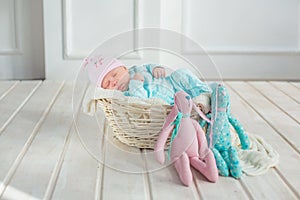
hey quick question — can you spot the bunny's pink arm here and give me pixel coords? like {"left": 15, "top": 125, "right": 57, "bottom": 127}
{"left": 154, "top": 106, "right": 178, "bottom": 164}
{"left": 162, "top": 105, "right": 178, "bottom": 130}
{"left": 155, "top": 124, "right": 174, "bottom": 151}
{"left": 154, "top": 124, "right": 174, "bottom": 164}
{"left": 155, "top": 105, "right": 178, "bottom": 149}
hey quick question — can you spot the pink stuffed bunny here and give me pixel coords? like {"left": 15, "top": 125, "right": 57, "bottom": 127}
{"left": 154, "top": 91, "right": 218, "bottom": 186}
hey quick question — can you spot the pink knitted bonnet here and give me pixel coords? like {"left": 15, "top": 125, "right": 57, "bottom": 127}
{"left": 84, "top": 55, "right": 125, "bottom": 87}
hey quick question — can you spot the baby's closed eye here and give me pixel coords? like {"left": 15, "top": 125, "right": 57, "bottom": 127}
{"left": 104, "top": 81, "right": 109, "bottom": 88}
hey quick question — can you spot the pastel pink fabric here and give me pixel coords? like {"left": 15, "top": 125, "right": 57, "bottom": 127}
{"left": 154, "top": 91, "right": 218, "bottom": 186}
{"left": 83, "top": 55, "right": 124, "bottom": 87}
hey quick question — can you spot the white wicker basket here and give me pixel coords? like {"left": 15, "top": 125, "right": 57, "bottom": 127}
{"left": 97, "top": 98, "right": 204, "bottom": 149}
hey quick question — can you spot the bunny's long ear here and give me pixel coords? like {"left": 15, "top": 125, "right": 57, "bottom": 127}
{"left": 193, "top": 103, "right": 210, "bottom": 123}
{"left": 161, "top": 104, "right": 179, "bottom": 131}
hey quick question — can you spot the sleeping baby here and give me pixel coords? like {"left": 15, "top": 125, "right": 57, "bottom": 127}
{"left": 85, "top": 55, "right": 211, "bottom": 113}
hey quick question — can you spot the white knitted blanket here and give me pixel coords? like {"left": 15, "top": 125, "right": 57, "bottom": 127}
{"left": 238, "top": 133, "right": 279, "bottom": 176}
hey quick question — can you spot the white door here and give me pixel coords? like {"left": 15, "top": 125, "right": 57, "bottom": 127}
{"left": 0, "top": 0, "right": 45, "bottom": 80}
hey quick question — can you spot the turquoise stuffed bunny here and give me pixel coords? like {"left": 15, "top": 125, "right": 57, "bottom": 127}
{"left": 200, "top": 83, "right": 250, "bottom": 178}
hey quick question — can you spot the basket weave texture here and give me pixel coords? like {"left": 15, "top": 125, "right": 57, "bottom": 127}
{"left": 97, "top": 98, "right": 203, "bottom": 149}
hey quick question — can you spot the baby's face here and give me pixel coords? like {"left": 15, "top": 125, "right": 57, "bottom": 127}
{"left": 101, "top": 66, "right": 130, "bottom": 91}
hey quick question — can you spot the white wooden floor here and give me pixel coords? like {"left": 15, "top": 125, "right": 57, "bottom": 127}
{"left": 0, "top": 81, "right": 300, "bottom": 200}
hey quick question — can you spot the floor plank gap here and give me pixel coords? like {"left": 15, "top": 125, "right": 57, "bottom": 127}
{"left": 94, "top": 163, "right": 103, "bottom": 200}
{"left": 94, "top": 118, "right": 107, "bottom": 200}
{"left": 99, "top": 119, "right": 108, "bottom": 200}
{"left": 239, "top": 179, "right": 255, "bottom": 200}
{"left": 191, "top": 173, "right": 203, "bottom": 200}
{"left": 141, "top": 149, "right": 153, "bottom": 200}
{"left": 0, "top": 81, "right": 19, "bottom": 102}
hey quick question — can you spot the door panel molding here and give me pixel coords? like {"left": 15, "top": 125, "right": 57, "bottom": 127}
{"left": 180, "top": 0, "right": 300, "bottom": 55}
{"left": 159, "top": 0, "right": 300, "bottom": 80}
{"left": 0, "top": 0, "right": 22, "bottom": 55}
{"left": 62, "top": 0, "right": 140, "bottom": 60}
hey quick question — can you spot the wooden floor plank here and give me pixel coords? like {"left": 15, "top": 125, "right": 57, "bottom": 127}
{"left": 1, "top": 80, "right": 299, "bottom": 199}
{"left": 226, "top": 81, "right": 300, "bottom": 198}
{"left": 194, "top": 173, "right": 249, "bottom": 200}
{"left": 43, "top": 83, "right": 89, "bottom": 200}
{"left": 101, "top": 126, "right": 148, "bottom": 200}
{"left": 51, "top": 110, "right": 105, "bottom": 200}
{"left": 0, "top": 81, "right": 18, "bottom": 101}
{"left": 240, "top": 170, "right": 297, "bottom": 200}
{"left": 0, "top": 81, "right": 63, "bottom": 198}
{"left": 0, "top": 81, "right": 41, "bottom": 133}
{"left": 227, "top": 82, "right": 299, "bottom": 199}
{"left": 249, "top": 81, "right": 300, "bottom": 124}
{"left": 50, "top": 129, "right": 99, "bottom": 200}
{"left": 290, "top": 82, "right": 300, "bottom": 89}
{"left": 0, "top": 83, "right": 77, "bottom": 199}
{"left": 228, "top": 82, "right": 300, "bottom": 154}
{"left": 102, "top": 168, "right": 147, "bottom": 200}
{"left": 270, "top": 81, "right": 300, "bottom": 104}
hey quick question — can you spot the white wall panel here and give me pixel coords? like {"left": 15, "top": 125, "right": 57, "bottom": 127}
{"left": 44, "top": 0, "right": 299, "bottom": 80}
{"left": 63, "top": 0, "right": 135, "bottom": 59}
{"left": 0, "top": 0, "right": 21, "bottom": 54}
{"left": 182, "top": 0, "right": 300, "bottom": 54}
{"left": 159, "top": 0, "right": 300, "bottom": 80}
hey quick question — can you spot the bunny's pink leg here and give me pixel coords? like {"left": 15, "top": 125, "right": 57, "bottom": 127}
{"left": 190, "top": 151, "right": 218, "bottom": 182}
{"left": 174, "top": 152, "right": 192, "bottom": 186}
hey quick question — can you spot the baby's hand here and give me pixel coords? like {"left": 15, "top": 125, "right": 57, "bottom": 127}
{"left": 133, "top": 73, "right": 144, "bottom": 82}
{"left": 153, "top": 67, "right": 166, "bottom": 78}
